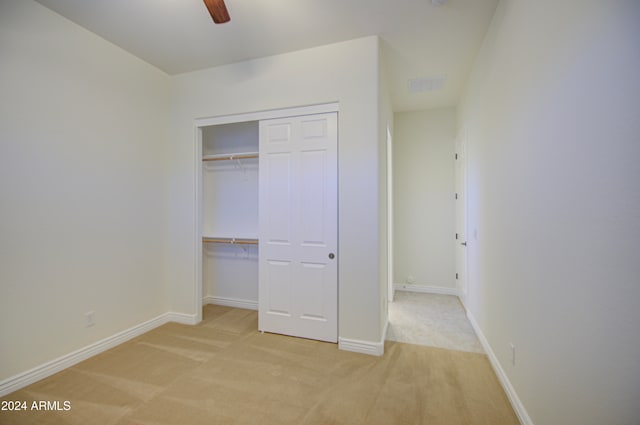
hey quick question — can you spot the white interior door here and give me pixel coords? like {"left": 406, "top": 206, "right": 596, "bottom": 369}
{"left": 258, "top": 112, "right": 338, "bottom": 343}
{"left": 455, "top": 133, "right": 468, "bottom": 297}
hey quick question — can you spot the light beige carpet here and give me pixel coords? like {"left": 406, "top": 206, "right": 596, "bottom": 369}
{"left": 0, "top": 305, "right": 519, "bottom": 425}
{"left": 387, "top": 291, "right": 484, "bottom": 353}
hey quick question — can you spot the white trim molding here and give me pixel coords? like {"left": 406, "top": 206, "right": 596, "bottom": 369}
{"left": 393, "top": 283, "right": 459, "bottom": 296}
{"left": 466, "top": 310, "right": 533, "bottom": 425}
{"left": 339, "top": 337, "right": 384, "bottom": 356}
{"left": 203, "top": 295, "right": 258, "bottom": 311}
{"left": 194, "top": 102, "right": 340, "bottom": 127}
{"left": 339, "top": 317, "right": 388, "bottom": 357}
{"left": 166, "top": 311, "right": 199, "bottom": 325}
{"left": 382, "top": 317, "right": 389, "bottom": 344}
{"left": 0, "top": 312, "right": 198, "bottom": 397}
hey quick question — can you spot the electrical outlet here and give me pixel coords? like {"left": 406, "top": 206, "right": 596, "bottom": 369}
{"left": 406, "top": 275, "right": 415, "bottom": 284}
{"left": 510, "top": 343, "right": 515, "bottom": 366}
{"left": 85, "top": 311, "right": 95, "bottom": 328}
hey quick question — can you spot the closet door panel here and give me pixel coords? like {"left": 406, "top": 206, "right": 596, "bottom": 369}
{"left": 300, "top": 116, "right": 328, "bottom": 140}
{"left": 264, "top": 152, "right": 293, "bottom": 245}
{"left": 297, "top": 262, "right": 329, "bottom": 321}
{"left": 299, "top": 149, "right": 326, "bottom": 246}
{"left": 265, "top": 260, "right": 293, "bottom": 317}
{"left": 265, "top": 122, "right": 291, "bottom": 145}
{"left": 259, "top": 112, "right": 338, "bottom": 343}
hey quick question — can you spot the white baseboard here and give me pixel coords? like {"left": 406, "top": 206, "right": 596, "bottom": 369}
{"left": 0, "top": 311, "right": 198, "bottom": 397}
{"left": 466, "top": 310, "right": 533, "bottom": 425}
{"left": 203, "top": 295, "right": 258, "bottom": 311}
{"left": 339, "top": 337, "right": 384, "bottom": 356}
{"left": 394, "top": 283, "right": 459, "bottom": 296}
{"left": 166, "top": 311, "right": 199, "bottom": 325}
{"left": 339, "top": 317, "right": 388, "bottom": 357}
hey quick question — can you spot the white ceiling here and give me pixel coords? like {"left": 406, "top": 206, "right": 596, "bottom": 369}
{"left": 34, "top": 0, "right": 497, "bottom": 112}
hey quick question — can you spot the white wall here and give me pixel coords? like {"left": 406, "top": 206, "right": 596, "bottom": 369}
{"left": 0, "top": 0, "right": 170, "bottom": 381}
{"left": 168, "top": 36, "right": 384, "bottom": 343}
{"left": 458, "top": 1, "right": 640, "bottom": 424}
{"left": 393, "top": 108, "right": 456, "bottom": 290}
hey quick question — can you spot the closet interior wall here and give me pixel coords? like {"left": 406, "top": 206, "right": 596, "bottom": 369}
{"left": 201, "top": 121, "right": 259, "bottom": 308}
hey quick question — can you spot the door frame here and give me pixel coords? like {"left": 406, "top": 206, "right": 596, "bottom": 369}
{"left": 386, "top": 125, "right": 394, "bottom": 303}
{"left": 455, "top": 126, "right": 469, "bottom": 299}
{"left": 193, "top": 103, "right": 340, "bottom": 323}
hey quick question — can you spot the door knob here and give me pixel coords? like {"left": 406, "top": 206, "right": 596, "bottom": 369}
{"left": 328, "top": 253, "right": 335, "bottom": 259}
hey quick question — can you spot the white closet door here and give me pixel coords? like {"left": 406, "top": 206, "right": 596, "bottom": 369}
{"left": 258, "top": 112, "right": 338, "bottom": 343}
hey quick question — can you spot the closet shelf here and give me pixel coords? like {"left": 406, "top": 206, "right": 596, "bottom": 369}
{"left": 202, "top": 237, "right": 258, "bottom": 245}
{"left": 202, "top": 152, "right": 259, "bottom": 162}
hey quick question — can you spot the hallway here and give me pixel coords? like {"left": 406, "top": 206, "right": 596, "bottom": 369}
{"left": 386, "top": 291, "right": 483, "bottom": 354}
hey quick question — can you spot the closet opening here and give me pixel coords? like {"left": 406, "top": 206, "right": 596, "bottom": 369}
{"left": 199, "top": 120, "right": 260, "bottom": 318}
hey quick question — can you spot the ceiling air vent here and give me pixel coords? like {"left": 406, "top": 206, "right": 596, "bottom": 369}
{"left": 407, "top": 76, "right": 446, "bottom": 94}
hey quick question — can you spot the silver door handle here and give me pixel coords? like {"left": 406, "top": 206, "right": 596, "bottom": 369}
{"left": 460, "top": 242, "right": 467, "bottom": 246}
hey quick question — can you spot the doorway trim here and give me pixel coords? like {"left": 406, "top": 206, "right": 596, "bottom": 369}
{"left": 386, "top": 125, "right": 394, "bottom": 303}
{"left": 455, "top": 126, "right": 469, "bottom": 299}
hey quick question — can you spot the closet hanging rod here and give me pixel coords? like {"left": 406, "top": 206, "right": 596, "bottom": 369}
{"left": 202, "top": 153, "right": 258, "bottom": 162}
{"left": 202, "top": 237, "right": 258, "bottom": 245}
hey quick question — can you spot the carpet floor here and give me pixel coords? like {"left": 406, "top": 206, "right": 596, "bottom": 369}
{"left": 387, "top": 292, "right": 484, "bottom": 353}
{"left": 0, "top": 305, "right": 519, "bottom": 425}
